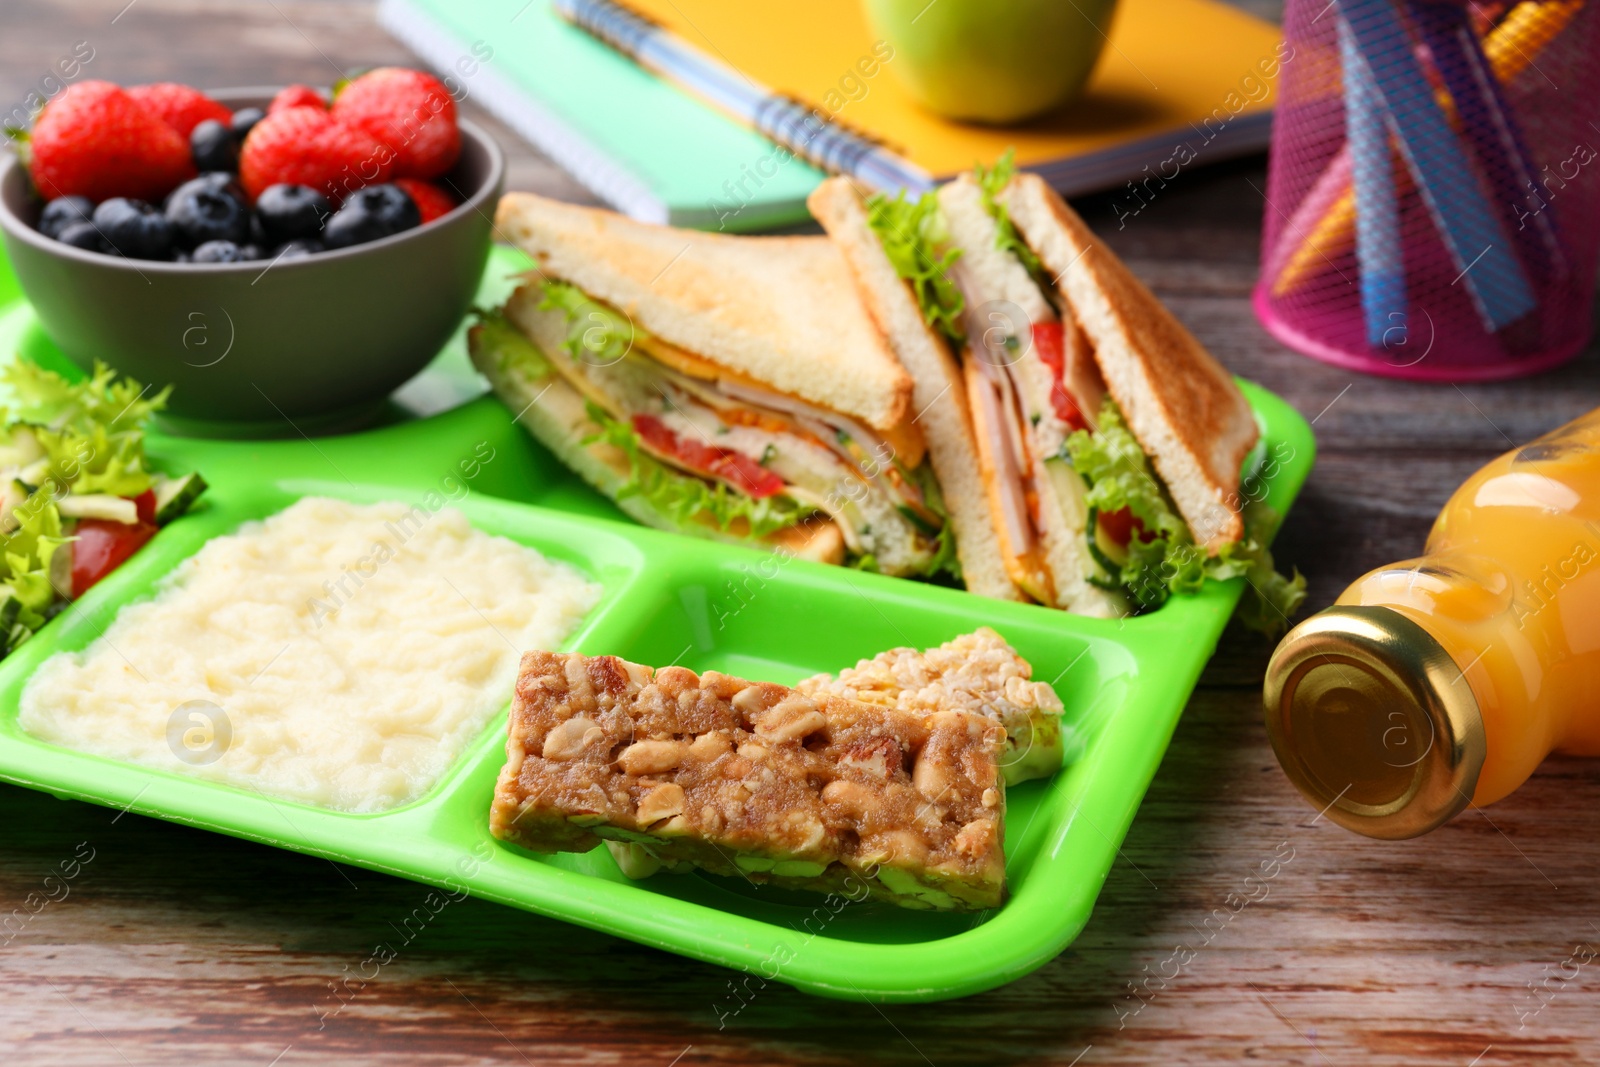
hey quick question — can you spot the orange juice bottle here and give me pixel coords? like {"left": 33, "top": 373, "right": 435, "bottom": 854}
{"left": 1264, "top": 406, "right": 1600, "bottom": 838}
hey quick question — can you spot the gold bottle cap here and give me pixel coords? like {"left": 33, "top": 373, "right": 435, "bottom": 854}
{"left": 1263, "top": 605, "right": 1486, "bottom": 840}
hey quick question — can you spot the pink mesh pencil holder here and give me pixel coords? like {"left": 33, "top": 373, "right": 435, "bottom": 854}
{"left": 1254, "top": 0, "right": 1600, "bottom": 381}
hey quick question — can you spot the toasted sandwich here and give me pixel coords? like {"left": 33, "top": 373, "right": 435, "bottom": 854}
{"left": 468, "top": 193, "right": 957, "bottom": 578}
{"left": 811, "top": 158, "right": 1304, "bottom": 622}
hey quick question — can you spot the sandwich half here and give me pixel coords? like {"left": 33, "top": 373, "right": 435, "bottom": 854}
{"left": 812, "top": 159, "right": 1304, "bottom": 623}
{"left": 808, "top": 180, "right": 1022, "bottom": 603}
{"left": 469, "top": 193, "right": 957, "bottom": 577}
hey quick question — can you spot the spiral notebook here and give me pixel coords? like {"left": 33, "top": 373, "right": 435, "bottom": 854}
{"left": 379, "top": 0, "right": 1284, "bottom": 230}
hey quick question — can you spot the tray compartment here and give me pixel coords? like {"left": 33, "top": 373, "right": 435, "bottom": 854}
{"left": 0, "top": 476, "right": 653, "bottom": 822}
{"left": 419, "top": 545, "right": 1147, "bottom": 946}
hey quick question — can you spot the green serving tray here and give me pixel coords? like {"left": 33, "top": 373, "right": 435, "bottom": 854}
{"left": 0, "top": 244, "right": 1313, "bottom": 1002}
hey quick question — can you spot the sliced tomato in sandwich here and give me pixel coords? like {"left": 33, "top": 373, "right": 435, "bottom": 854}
{"left": 631, "top": 414, "right": 786, "bottom": 498}
{"left": 1031, "top": 322, "right": 1089, "bottom": 432}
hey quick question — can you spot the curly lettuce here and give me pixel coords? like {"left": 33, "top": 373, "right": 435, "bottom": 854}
{"left": 538, "top": 281, "right": 636, "bottom": 366}
{"left": 906, "top": 460, "right": 960, "bottom": 582}
{"left": 472, "top": 306, "right": 551, "bottom": 379}
{"left": 864, "top": 190, "right": 966, "bottom": 345}
{"left": 0, "top": 360, "right": 171, "bottom": 651}
{"left": 3, "top": 496, "right": 67, "bottom": 639}
{"left": 974, "top": 149, "right": 1050, "bottom": 288}
{"left": 1064, "top": 398, "right": 1305, "bottom": 633}
{"left": 582, "top": 402, "right": 815, "bottom": 539}
{"left": 5, "top": 359, "right": 168, "bottom": 498}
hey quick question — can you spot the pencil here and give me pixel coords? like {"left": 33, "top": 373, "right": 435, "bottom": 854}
{"left": 1408, "top": 0, "right": 1566, "bottom": 280}
{"left": 1335, "top": 0, "right": 1535, "bottom": 331}
{"left": 1270, "top": 0, "right": 1581, "bottom": 297}
{"left": 550, "top": 0, "right": 935, "bottom": 195}
{"left": 1340, "top": 17, "right": 1407, "bottom": 347}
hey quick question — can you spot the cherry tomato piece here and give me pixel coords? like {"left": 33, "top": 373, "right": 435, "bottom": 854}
{"left": 70, "top": 519, "right": 158, "bottom": 598}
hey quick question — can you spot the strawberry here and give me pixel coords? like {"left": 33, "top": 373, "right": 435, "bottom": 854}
{"left": 239, "top": 105, "right": 391, "bottom": 203}
{"left": 393, "top": 178, "right": 456, "bottom": 223}
{"left": 126, "top": 82, "right": 231, "bottom": 138}
{"left": 26, "top": 80, "right": 195, "bottom": 202}
{"left": 330, "top": 67, "right": 459, "bottom": 179}
{"left": 268, "top": 85, "right": 326, "bottom": 114}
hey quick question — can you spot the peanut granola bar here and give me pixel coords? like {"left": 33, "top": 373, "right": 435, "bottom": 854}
{"left": 796, "top": 628, "right": 1066, "bottom": 784}
{"left": 490, "top": 651, "right": 1007, "bottom": 910}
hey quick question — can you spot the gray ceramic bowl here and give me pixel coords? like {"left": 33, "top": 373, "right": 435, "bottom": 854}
{"left": 0, "top": 88, "right": 504, "bottom": 435}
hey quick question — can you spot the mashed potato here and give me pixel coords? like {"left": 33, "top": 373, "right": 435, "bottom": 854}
{"left": 20, "top": 497, "right": 602, "bottom": 812}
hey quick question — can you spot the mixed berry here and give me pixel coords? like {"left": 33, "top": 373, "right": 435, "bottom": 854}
{"left": 16, "top": 70, "right": 463, "bottom": 263}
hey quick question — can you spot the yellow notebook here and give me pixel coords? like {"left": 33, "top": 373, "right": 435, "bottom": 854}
{"left": 381, "top": 0, "right": 1282, "bottom": 228}
{"left": 626, "top": 0, "right": 1285, "bottom": 179}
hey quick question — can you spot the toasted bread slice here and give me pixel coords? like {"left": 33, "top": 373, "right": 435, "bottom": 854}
{"left": 806, "top": 178, "right": 1021, "bottom": 603}
{"left": 938, "top": 178, "right": 1124, "bottom": 617}
{"left": 999, "top": 173, "right": 1258, "bottom": 549}
{"left": 467, "top": 299, "right": 845, "bottom": 564}
{"left": 494, "top": 192, "right": 914, "bottom": 433}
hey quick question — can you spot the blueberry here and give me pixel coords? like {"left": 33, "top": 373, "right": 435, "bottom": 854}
{"left": 54, "top": 221, "right": 102, "bottom": 250}
{"left": 273, "top": 238, "right": 324, "bottom": 259}
{"left": 191, "top": 240, "right": 247, "bottom": 263}
{"left": 255, "top": 183, "right": 331, "bottom": 244}
{"left": 38, "top": 195, "right": 94, "bottom": 239}
{"left": 230, "top": 107, "right": 265, "bottom": 140}
{"left": 164, "top": 173, "right": 244, "bottom": 211}
{"left": 92, "top": 198, "right": 174, "bottom": 260}
{"left": 166, "top": 181, "right": 250, "bottom": 249}
{"left": 322, "top": 184, "right": 419, "bottom": 249}
{"left": 190, "top": 119, "right": 238, "bottom": 173}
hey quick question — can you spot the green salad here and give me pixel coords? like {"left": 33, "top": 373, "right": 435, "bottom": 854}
{"left": 0, "top": 360, "right": 203, "bottom": 656}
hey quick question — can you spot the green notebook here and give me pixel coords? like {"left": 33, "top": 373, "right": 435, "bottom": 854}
{"left": 379, "top": 0, "right": 824, "bottom": 230}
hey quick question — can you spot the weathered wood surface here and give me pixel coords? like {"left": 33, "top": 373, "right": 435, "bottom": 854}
{"left": 5, "top": 2, "right": 1600, "bottom": 1063}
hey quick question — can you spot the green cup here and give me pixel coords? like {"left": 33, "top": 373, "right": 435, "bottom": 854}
{"left": 863, "top": 0, "right": 1120, "bottom": 124}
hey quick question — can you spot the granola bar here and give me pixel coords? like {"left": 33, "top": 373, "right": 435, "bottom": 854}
{"left": 490, "top": 651, "right": 1007, "bottom": 910}
{"left": 796, "top": 628, "right": 1066, "bottom": 784}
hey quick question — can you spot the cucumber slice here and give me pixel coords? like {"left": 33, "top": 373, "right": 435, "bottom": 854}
{"left": 58, "top": 494, "right": 138, "bottom": 523}
{"left": 48, "top": 528, "right": 72, "bottom": 599}
{"left": 1083, "top": 507, "right": 1124, "bottom": 582}
{"left": 153, "top": 472, "right": 207, "bottom": 524}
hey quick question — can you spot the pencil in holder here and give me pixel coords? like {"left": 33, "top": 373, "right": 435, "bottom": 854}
{"left": 1253, "top": 0, "right": 1600, "bottom": 381}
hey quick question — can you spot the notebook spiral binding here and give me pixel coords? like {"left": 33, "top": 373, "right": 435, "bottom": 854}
{"left": 752, "top": 92, "right": 899, "bottom": 177}
{"left": 560, "top": 0, "right": 660, "bottom": 55}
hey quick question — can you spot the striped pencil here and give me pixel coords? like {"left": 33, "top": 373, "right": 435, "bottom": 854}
{"left": 1339, "top": 16, "right": 1407, "bottom": 347}
{"left": 1408, "top": 0, "right": 1566, "bottom": 280}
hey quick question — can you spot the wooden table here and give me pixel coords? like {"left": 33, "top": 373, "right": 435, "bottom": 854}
{"left": 5, "top": 2, "right": 1600, "bottom": 1063}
